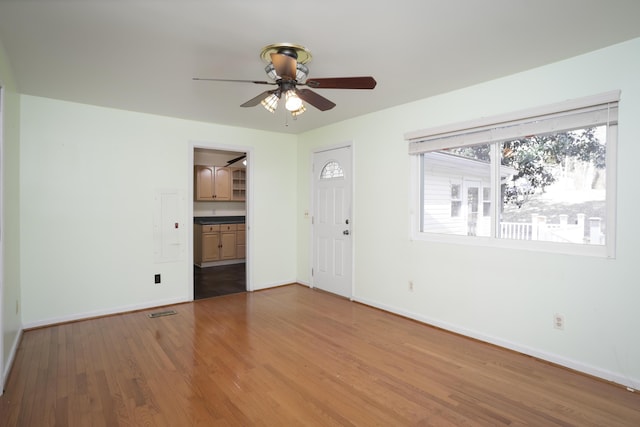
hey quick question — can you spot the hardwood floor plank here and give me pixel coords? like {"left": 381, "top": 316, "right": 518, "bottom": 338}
{"left": 2, "top": 284, "right": 639, "bottom": 426}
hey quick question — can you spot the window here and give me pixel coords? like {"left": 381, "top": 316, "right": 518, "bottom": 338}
{"left": 482, "top": 187, "right": 491, "bottom": 217}
{"left": 320, "top": 161, "right": 344, "bottom": 179}
{"left": 450, "top": 183, "right": 461, "bottom": 217}
{"left": 407, "top": 91, "right": 619, "bottom": 257}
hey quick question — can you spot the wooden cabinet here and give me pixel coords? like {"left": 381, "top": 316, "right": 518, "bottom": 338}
{"left": 194, "top": 223, "right": 243, "bottom": 266}
{"left": 236, "top": 224, "right": 246, "bottom": 259}
{"left": 194, "top": 166, "right": 231, "bottom": 201}
{"left": 231, "top": 168, "right": 246, "bottom": 201}
{"left": 219, "top": 224, "right": 237, "bottom": 260}
{"left": 195, "top": 224, "right": 221, "bottom": 262}
{"left": 202, "top": 232, "right": 221, "bottom": 262}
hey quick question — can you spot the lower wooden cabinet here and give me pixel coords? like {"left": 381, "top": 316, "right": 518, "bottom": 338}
{"left": 236, "top": 224, "right": 246, "bottom": 259}
{"left": 219, "top": 224, "right": 237, "bottom": 260}
{"left": 201, "top": 230, "right": 221, "bottom": 262}
{"left": 194, "top": 223, "right": 244, "bottom": 266}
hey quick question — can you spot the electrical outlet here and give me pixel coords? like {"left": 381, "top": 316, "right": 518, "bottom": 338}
{"left": 155, "top": 274, "right": 161, "bottom": 284}
{"left": 553, "top": 313, "right": 565, "bottom": 330}
{"left": 409, "top": 281, "right": 414, "bottom": 292}
{"left": 15, "top": 300, "right": 19, "bottom": 314}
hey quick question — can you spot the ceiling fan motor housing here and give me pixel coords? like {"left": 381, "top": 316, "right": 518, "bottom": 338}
{"left": 277, "top": 47, "right": 298, "bottom": 59}
{"left": 260, "top": 43, "right": 312, "bottom": 64}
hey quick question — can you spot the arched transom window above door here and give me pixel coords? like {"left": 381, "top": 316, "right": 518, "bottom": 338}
{"left": 320, "top": 161, "right": 344, "bottom": 179}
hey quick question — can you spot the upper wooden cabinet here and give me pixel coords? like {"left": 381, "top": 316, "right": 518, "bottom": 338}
{"left": 194, "top": 166, "right": 231, "bottom": 201}
{"left": 231, "top": 168, "right": 246, "bottom": 201}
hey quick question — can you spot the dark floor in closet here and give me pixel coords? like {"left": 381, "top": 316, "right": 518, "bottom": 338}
{"left": 194, "top": 263, "right": 246, "bottom": 299}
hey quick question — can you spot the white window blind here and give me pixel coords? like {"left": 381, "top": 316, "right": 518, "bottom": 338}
{"left": 406, "top": 91, "right": 620, "bottom": 154}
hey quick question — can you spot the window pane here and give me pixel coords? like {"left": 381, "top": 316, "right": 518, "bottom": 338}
{"left": 421, "top": 145, "right": 492, "bottom": 236}
{"left": 451, "top": 184, "right": 461, "bottom": 217}
{"left": 451, "top": 201, "right": 461, "bottom": 217}
{"left": 451, "top": 184, "right": 460, "bottom": 200}
{"left": 482, "top": 188, "right": 491, "bottom": 216}
{"left": 499, "top": 126, "right": 606, "bottom": 245}
{"left": 320, "top": 161, "right": 344, "bottom": 179}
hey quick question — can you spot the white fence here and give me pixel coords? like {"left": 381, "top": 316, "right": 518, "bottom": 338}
{"left": 500, "top": 214, "right": 604, "bottom": 244}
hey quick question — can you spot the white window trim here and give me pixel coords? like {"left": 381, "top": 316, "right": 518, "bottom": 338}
{"left": 407, "top": 91, "right": 619, "bottom": 258}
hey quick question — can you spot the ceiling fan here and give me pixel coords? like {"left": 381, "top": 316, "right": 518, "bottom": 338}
{"left": 226, "top": 153, "right": 246, "bottom": 166}
{"left": 193, "top": 43, "right": 377, "bottom": 117}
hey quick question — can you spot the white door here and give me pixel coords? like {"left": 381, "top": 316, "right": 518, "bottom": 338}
{"left": 312, "top": 146, "right": 353, "bottom": 298}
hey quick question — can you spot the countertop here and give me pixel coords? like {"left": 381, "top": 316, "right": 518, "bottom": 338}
{"left": 194, "top": 216, "right": 245, "bottom": 225}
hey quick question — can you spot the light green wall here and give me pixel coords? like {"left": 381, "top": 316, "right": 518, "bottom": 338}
{"left": 19, "top": 96, "right": 297, "bottom": 326}
{"left": 297, "top": 38, "right": 640, "bottom": 388}
{"left": 0, "top": 37, "right": 21, "bottom": 387}
{"left": 6, "top": 33, "right": 640, "bottom": 389}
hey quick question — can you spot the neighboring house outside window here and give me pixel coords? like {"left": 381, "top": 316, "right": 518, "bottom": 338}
{"left": 407, "top": 91, "right": 619, "bottom": 258}
{"left": 422, "top": 150, "right": 514, "bottom": 237}
{"left": 450, "top": 182, "right": 461, "bottom": 218}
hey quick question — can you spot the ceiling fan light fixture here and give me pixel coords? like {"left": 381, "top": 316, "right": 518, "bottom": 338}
{"left": 290, "top": 104, "right": 306, "bottom": 117}
{"left": 295, "top": 63, "right": 309, "bottom": 82}
{"left": 284, "top": 90, "right": 303, "bottom": 111}
{"left": 261, "top": 93, "right": 279, "bottom": 113}
{"left": 265, "top": 63, "right": 278, "bottom": 81}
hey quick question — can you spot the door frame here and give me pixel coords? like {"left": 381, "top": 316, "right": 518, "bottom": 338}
{"left": 0, "top": 82, "right": 4, "bottom": 394}
{"left": 188, "top": 141, "right": 253, "bottom": 299}
{"left": 310, "top": 142, "right": 355, "bottom": 299}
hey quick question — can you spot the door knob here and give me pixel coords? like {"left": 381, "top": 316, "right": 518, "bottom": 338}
{"left": 343, "top": 230, "right": 350, "bottom": 235}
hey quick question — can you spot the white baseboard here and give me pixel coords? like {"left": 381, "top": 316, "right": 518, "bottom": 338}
{"left": 2, "top": 328, "right": 23, "bottom": 395}
{"left": 353, "top": 295, "right": 639, "bottom": 391}
{"left": 251, "top": 279, "right": 298, "bottom": 291}
{"left": 22, "top": 296, "right": 190, "bottom": 330}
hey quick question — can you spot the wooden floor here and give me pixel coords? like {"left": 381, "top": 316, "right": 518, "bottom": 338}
{"left": 1, "top": 285, "right": 638, "bottom": 426}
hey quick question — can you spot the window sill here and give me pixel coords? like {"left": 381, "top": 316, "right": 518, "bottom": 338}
{"left": 410, "top": 232, "right": 613, "bottom": 258}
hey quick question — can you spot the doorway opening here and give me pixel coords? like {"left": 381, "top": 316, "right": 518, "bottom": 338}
{"left": 193, "top": 147, "right": 247, "bottom": 299}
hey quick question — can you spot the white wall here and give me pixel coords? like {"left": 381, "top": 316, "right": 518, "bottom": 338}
{"left": 297, "top": 38, "right": 640, "bottom": 388}
{"left": 0, "top": 37, "right": 21, "bottom": 391}
{"left": 19, "top": 96, "right": 298, "bottom": 326}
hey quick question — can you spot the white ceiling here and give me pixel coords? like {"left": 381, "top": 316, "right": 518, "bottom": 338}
{"left": 1, "top": 0, "right": 639, "bottom": 134}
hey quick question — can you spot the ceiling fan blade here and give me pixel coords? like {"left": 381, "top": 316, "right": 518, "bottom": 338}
{"left": 193, "top": 77, "right": 274, "bottom": 85}
{"left": 227, "top": 154, "right": 246, "bottom": 166}
{"left": 304, "top": 76, "right": 377, "bottom": 89}
{"left": 270, "top": 53, "right": 297, "bottom": 81}
{"left": 240, "top": 90, "right": 275, "bottom": 107}
{"left": 297, "top": 89, "right": 336, "bottom": 111}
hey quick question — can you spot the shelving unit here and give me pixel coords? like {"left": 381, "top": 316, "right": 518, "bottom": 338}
{"left": 232, "top": 168, "right": 246, "bottom": 201}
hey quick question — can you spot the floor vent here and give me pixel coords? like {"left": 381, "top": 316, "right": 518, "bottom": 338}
{"left": 148, "top": 310, "right": 177, "bottom": 318}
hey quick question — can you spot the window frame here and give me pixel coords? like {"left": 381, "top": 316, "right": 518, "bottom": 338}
{"left": 407, "top": 91, "right": 619, "bottom": 258}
